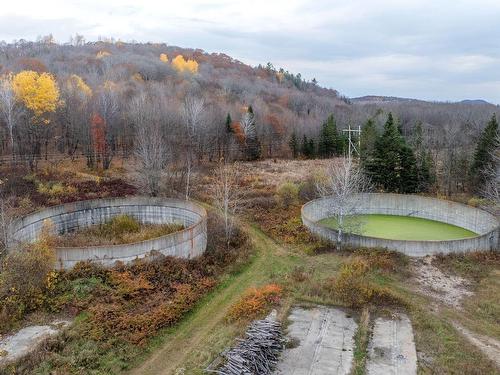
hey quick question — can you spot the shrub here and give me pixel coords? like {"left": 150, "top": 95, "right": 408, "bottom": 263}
{"left": 88, "top": 277, "right": 215, "bottom": 345}
{"left": 53, "top": 215, "right": 184, "bottom": 247}
{"left": 348, "top": 247, "right": 409, "bottom": 273}
{"left": 467, "top": 197, "right": 489, "bottom": 207}
{"left": 328, "top": 258, "right": 403, "bottom": 308}
{"left": 204, "top": 212, "right": 250, "bottom": 274}
{"left": 276, "top": 182, "right": 299, "bottom": 208}
{"left": 226, "top": 284, "right": 282, "bottom": 322}
{"left": 298, "top": 171, "right": 325, "bottom": 201}
{"left": 105, "top": 214, "right": 141, "bottom": 235}
{"left": 0, "top": 220, "right": 56, "bottom": 331}
{"left": 37, "top": 181, "right": 77, "bottom": 197}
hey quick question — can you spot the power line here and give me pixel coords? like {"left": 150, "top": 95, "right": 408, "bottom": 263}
{"left": 342, "top": 124, "right": 361, "bottom": 158}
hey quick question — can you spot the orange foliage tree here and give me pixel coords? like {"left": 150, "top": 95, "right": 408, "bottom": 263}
{"left": 15, "top": 57, "right": 48, "bottom": 73}
{"left": 230, "top": 122, "right": 246, "bottom": 144}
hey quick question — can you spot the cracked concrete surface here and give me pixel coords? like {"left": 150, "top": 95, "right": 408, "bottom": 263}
{"left": 366, "top": 313, "right": 417, "bottom": 375}
{"left": 275, "top": 306, "right": 357, "bottom": 375}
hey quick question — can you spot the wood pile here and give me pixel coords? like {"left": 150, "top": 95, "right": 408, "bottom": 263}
{"left": 206, "top": 318, "right": 284, "bottom": 374}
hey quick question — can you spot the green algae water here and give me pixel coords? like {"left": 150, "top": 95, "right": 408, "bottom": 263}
{"left": 319, "top": 214, "right": 477, "bottom": 241}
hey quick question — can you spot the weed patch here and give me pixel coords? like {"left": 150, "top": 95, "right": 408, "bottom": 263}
{"left": 327, "top": 258, "right": 405, "bottom": 308}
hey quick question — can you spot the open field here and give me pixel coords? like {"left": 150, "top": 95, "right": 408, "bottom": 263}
{"left": 320, "top": 214, "right": 478, "bottom": 240}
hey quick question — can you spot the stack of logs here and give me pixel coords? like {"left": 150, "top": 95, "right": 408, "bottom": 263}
{"left": 208, "top": 319, "right": 284, "bottom": 374}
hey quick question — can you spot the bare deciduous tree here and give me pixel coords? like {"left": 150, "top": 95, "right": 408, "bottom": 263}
{"left": 316, "top": 157, "right": 371, "bottom": 249}
{"left": 213, "top": 162, "right": 241, "bottom": 249}
{"left": 95, "top": 87, "right": 120, "bottom": 169}
{"left": 182, "top": 95, "right": 205, "bottom": 200}
{"left": 131, "top": 92, "right": 168, "bottom": 196}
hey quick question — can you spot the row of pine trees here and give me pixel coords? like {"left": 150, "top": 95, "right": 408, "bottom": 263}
{"left": 289, "top": 114, "right": 348, "bottom": 159}
{"left": 289, "top": 112, "right": 498, "bottom": 195}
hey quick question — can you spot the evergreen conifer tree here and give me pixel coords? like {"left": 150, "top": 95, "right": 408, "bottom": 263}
{"left": 289, "top": 132, "right": 299, "bottom": 158}
{"left": 308, "top": 138, "right": 315, "bottom": 158}
{"left": 225, "top": 113, "right": 233, "bottom": 133}
{"left": 318, "top": 114, "right": 338, "bottom": 157}
{"left": 366, "top": 113, "right": 419, "bottom": 193}
{"left": 301, "top": 135, "right": 308, "bottom": 157}
{"left": 360, "top": 118, "right": 378, "bottom": 166}
{"left": 469, "top": 114, "right": 499, "bottom": 190}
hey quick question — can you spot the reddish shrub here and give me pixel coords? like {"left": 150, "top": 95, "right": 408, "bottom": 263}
{"left": 226, "top": 284, "right": 282, "bottom": 322}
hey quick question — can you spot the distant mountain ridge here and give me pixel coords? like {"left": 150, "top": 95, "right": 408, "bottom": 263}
{"left": 351, "top": 95, "right": 494, "bottom": 106}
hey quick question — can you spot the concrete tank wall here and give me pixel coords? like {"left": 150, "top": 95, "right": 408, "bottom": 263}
{"left": 10, "top": 197, "right": 208, "bottom": 269}
{"left": 302, "top": 193, "right": 499, "bottom": 256}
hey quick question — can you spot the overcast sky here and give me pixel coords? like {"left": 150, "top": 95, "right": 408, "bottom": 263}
{"left": 1, "top": 0, "right": 499, "bottom": 103}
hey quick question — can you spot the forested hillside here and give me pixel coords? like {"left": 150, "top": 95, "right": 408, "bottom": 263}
{"left": 0, "top": 38, "right": 498, "bottom": 196}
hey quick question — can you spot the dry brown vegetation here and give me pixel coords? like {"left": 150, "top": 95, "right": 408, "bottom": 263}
{"left": 53, "top": 215, "right": 184, "bottom": 247}
{"left": 0, "top": 164, "right": 136, "bottom": 209}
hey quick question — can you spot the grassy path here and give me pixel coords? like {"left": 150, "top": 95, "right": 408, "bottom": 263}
{"left": 127, "top": 224, "right": 296, "bottom": 375}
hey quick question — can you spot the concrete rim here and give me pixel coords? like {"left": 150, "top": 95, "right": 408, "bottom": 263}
{"left": 10, "top": 197, "right": 208, "bottom": 268}
{"left": 302, "top": 193, "right": 499, "bottom": 255}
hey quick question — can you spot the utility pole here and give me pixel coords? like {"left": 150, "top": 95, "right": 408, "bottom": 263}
{"left": 342, "top": 124, "right": 361, "bottom": 158}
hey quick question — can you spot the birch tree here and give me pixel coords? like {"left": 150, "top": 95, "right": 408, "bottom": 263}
{"left": 0, "top": 74, "right": 21, "bottom": 156}
{"left": 213, "top": 162, "right": 241, "bottom": 249}
{"left": 240, "top": 106, "right": 260, "bottom": 160}
{"left": 316, "top": 157, "right": 371, "bottom": 249}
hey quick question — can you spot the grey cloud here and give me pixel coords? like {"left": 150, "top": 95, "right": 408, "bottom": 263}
{"left": 0, "top": 1, "right": 499, "bottom": 103}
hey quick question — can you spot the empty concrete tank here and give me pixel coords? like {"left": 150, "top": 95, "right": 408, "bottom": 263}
{"left": 10, "top": 197, "right": 208, "bottom": 269}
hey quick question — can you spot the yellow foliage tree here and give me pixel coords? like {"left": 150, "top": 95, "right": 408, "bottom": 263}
{"left": 12, "top": 71, "right": 60, "bottom": 123}
{"left": 96, "top": 50, "right": 111, "bottom": 59}
{"left": 66, "top": 74, "right": 92, "bottom": 97}
{"left": 160, "top": 53, "right": 169, "bottom": 63}
{"left": 172, "top": 55, "right": 199, "bottom": 74}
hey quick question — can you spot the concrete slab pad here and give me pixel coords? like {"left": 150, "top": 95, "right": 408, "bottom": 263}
{"left": 366, "top": 313, "right": 417, "bottom": 375}
{"left": 275, "top": 306, "right": 357, "bottom": 375}
{"left": 0, "top": 320, "right": 70, "bottom": 366}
